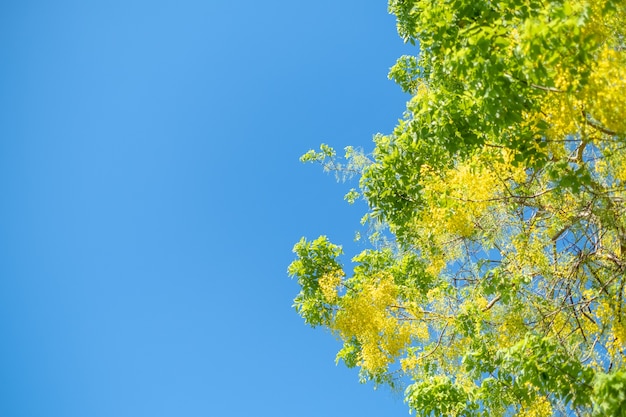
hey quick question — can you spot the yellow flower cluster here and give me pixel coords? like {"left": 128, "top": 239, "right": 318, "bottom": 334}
{"left": 583, "top": 46, "right": 626, "bottom": 135}
{"left": 596, "top": 299, "right": 626, "bottom": 359}
{"left": 510, "top": 233, "right": 551, "bottom": 280}
{"left": 544, "top": 72, "right": 582, "bottom": 141}
{"left": 332, "top": 273, "right": 412, "bottom": 374}
{"left": 517, "top": 395, "right": 552, "bottom": 417}
{"left": 594, "top": 141, "right": 626, "bottom": 186}
{"left": 400, "top": 354, "right": 420, "bottom": 373}
{"left": 428, "top": 158, "right": 499, "bottom": 238}
{"left": 414, "top": 150, "right": 526, "bottom": 277}
{"left": 541, "top": 2, "right": 626, "bottom": 143}
{"left": 318, "top": 270, "right": 343, "bottom": 302}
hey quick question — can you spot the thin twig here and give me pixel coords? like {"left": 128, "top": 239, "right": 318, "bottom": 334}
{"left": 420, "top": 323, "right": 449, "bottom": 360}
{"left": 482, "top": 295, "right": 501, "bottom": 312}
{"left": 503, "top": 73, "right": 563, "bottom": 92}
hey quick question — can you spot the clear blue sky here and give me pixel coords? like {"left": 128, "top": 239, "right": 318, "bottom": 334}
{"left": 0, "top": 1, "right": 414, "bottom": 416}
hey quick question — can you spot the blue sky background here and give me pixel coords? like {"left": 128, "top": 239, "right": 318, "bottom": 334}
{"left": 0, "top": 1, "right": 415, "bottom": 416}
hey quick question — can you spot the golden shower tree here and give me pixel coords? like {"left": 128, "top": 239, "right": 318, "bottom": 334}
{"left": 289, "top": 0, "right": 626, "bottom": 415}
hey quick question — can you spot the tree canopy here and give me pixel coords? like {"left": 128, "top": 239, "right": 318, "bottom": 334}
{"left": 289, "top": 0, "right": 626, "bottom": 415}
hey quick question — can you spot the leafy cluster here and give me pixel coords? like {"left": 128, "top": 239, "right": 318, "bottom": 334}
{"left": 289, "top": 0, "right": 626, "bottom": 415}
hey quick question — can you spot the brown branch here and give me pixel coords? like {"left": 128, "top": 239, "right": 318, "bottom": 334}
{"left": 581, "top": 336, "right": 599, "bottom": 363}
{"left": 581, "top": 309, "right": 596, "bottom": 325}
{"left": 569, "top": 294, "right": 588, "bottom": 343}
{"left": 420, "top": 323, "right": 448, "bottom": 360}
{"left": 568, "top": 141, "right": 587, "bottom": 163}
{"left": 449, "top": 187, "right": 555, "bottom": 204}
{"left": 482, "top": 295, "right": 501, "bottom": 312}
{"left": 581, "top": 110, "right": 620, "bottom": 136}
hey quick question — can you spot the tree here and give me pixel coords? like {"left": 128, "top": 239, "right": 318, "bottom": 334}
{"left": 288, "top": 0, "right": 626, "bottom": 416}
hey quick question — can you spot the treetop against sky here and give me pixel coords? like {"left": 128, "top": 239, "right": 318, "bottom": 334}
{"left": 290, "top": 1, "right": 626, "bottom": 416}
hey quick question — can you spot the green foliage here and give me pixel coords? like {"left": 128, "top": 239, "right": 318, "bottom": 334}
{"left": 288, "top": 236, "right": 343, "bottom": 327}
{"left": 405, "top": 376, "right": 478, "bottom": 417}
{"left": 593, "top": 370, "right": 626, "bottom": 416}
{"left": 495, "top": 334, "right": 595, "bottom": 408}
{"left": 289, "top": 0, "right": 626, "bottom": 415}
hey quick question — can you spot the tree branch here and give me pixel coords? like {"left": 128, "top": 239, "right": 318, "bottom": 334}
{"left": 420, "top": 323, "right": 448, "bottom": 360}
{"left": 482, "top": 295, "right": 501, "bottom": 312}
{"left": 503, "top": 73, "right": 563, "bottom": 93}
{"left": 582, "top": 110, "right": 620, "bottom": 136}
